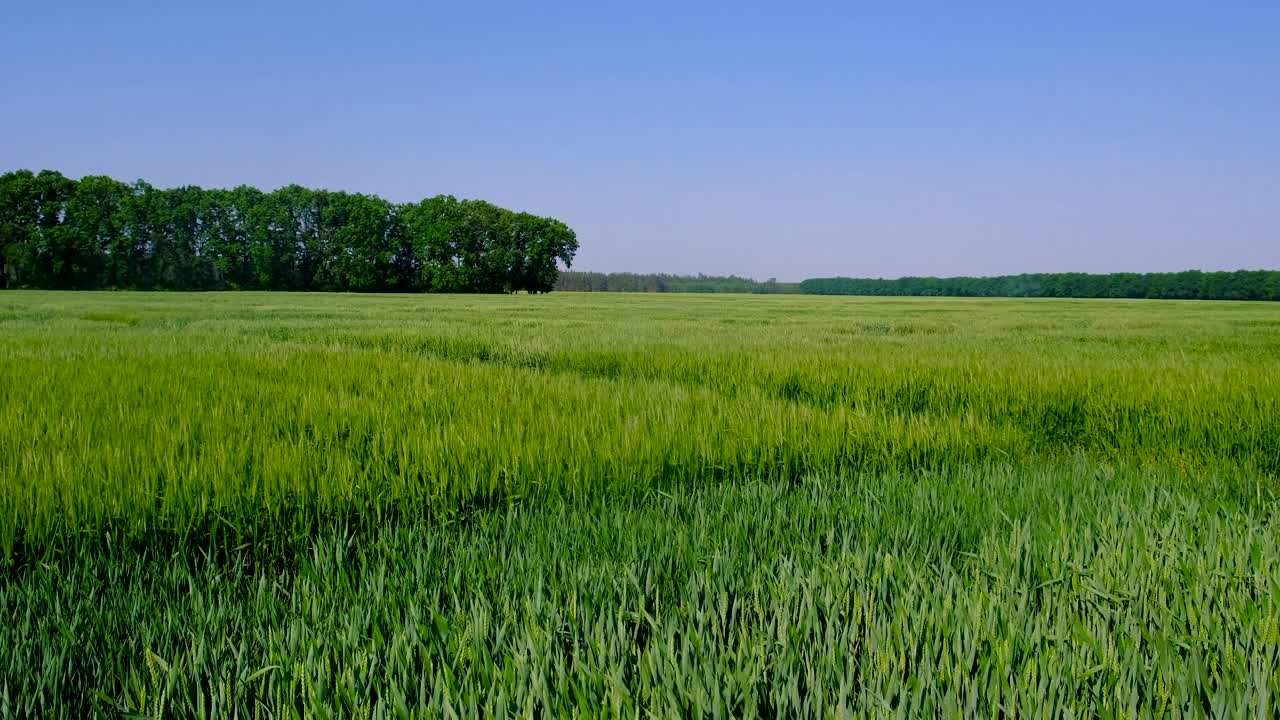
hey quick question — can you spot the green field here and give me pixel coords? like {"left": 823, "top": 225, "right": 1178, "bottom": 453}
{"left": 2, "top": 291, "right": 1279, "bottom": 717}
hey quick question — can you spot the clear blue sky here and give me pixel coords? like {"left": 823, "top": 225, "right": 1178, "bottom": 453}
{"left": 3, "top": 1, "right": 1277, "bottom": 280}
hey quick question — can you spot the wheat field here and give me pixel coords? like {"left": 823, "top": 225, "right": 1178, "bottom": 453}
{"left": 1, "top": 291, "right": 1278, "bottom": 716}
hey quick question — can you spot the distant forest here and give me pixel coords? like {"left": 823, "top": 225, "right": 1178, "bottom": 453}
{"left": 560, "top": 270, "right": 1280, "bottom": 301}
{"left": 801, "top": 271, "right": 1280, "bottom": 301}
{"left": 556, "top": 272, "right": 802, "bottom": 294}
{"left": 0, "top": 170, "right": 578, "bottom": 293}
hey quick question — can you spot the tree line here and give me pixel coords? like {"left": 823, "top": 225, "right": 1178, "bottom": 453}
{"left": 556, "top": 271, "right": 801, "bottom": 294}
{"left": 560, "top": 269, "right": 1280, "bottom": 301}
{"left": 800, "top": 272, "right": 1280, "bottom": 301}
{"left": 0, "top": 170, "right": 578, "bottom": 293}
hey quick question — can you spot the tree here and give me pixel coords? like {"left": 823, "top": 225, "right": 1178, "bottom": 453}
{"left": 0, "top": 171, "right": 39, "bottom": 288}
{"left": 59, "top": 175, "right": 131, "bottom": 289}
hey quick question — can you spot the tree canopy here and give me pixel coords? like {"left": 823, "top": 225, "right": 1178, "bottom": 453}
{"left": 558, "top": 270, "right": 1280, "bottom": 301}
{"left": 556, "top": 272, "right": 800, "bottom": 294}
{"left": 0, "top": 170, "right": 578, "bottom": 293}
{"left": 800, "top": 272, "right": 1280, "bottom": 301}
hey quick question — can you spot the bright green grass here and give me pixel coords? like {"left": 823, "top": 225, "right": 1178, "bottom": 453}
{"left": 1, "top": 291, "right": 1278, "bottom": 716}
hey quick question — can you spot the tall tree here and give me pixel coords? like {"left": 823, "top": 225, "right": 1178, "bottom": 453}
{"left": 60, "top": 175, "right": 130, "bottom": 289}
{"left": 0, "top": 171, "right": 39, "bottom": 288}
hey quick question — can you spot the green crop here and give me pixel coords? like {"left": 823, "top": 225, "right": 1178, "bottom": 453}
{"left": 1, "top": 291, "right": 1277, "bottom": 717}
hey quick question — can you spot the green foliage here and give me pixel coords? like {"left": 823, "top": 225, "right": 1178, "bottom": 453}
{"left": 0, "top": 170, "right": 578, "bottom": 293}
{"left": 802, "top": 270, "right": 1280, "bottom": 301}
{"left": 558, "top": 271, "right": 1280, "bottom": 301}
{"left": 558, "top": 271, "right": 802, "bottom": 294}
{"left": 1, "top": 292, "right": 1278, "bottom": 715}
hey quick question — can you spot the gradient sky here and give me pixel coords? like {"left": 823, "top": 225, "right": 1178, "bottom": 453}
{"left": 3, "top": 1, "right": 1277, "bottom": 280}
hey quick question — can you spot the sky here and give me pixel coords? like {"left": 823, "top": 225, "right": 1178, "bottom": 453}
{"left": 2, "top": 1, "right": 1277, "bottom": 281}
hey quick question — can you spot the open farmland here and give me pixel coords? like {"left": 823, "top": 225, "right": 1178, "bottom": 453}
{"left": 2, "top": 291, "right": 1279, "bottom": 716}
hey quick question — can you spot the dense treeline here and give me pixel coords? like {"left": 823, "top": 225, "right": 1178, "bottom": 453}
{"left": 0, "top": 170, "right": 578, "bottom": 292}
{"left": 557, "top": 271, "right": 800, "bottom": 294}
{"left": 560, "top": 269, "right": 1280, "bottom": 300}
{"left": 801, "top": 272, "right": 1280, "bottom": 301}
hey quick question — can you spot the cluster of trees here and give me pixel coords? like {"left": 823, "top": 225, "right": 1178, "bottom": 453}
{"left": 0, "top": 170, "right": 578, "bottom": 293}
{"left": 559, "top": 269, "right": 1280, "bottom": 301}
{"left": 800, "top": 272, "right": 1280, "bottom": 301}
{"left": 556, "top": 272, "right": 800, "bottom": 294}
